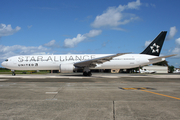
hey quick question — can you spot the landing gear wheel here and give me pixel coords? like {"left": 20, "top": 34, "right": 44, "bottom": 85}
{"left": 87, "top": 71, "right": 92, "bottom": 76}
{"left": 83, "top": 72, "right": 88, "bottom": 76}
{"left": 83, "top": 71, "right": 92, "bottom": 76}
{"left": 12, "top": 72, "right": 16, "bottom": 76}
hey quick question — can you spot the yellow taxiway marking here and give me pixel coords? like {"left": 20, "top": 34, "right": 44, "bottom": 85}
{"left": 120, "top": 87, "right": 180, "bottom": 100}
{"left": 141, "top": 90, "right": 180, "bottom": 100}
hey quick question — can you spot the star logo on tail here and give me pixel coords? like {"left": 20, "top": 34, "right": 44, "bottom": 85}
{"left": 150, "top": 43, "right": 160, "bottom": 53}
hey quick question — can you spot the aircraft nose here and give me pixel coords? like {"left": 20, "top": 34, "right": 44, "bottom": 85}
{"left": 1, "top": 62, "right": 7, "bottom": 67}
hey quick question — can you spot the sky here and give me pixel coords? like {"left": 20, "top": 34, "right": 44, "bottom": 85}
{"left": 0, "top": 0, "right": 180, "bottom": 68}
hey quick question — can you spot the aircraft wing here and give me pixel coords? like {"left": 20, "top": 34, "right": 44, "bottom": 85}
{"left": 148, "top": 54, "right": 176, "bottom": 60}
{"left": 74, "top": 53, "right": 127, "bottom": 68}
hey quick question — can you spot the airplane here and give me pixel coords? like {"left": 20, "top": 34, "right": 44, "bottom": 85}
{"left": 1, "top": 31, "right": 176, "bottom": 76}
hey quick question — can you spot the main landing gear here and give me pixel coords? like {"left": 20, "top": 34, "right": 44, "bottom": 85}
{"left": 83, "top": 71, "right": 92, "bottom": 76}
{"left": 83, "top": 67, "right": 92, "bottom": 76}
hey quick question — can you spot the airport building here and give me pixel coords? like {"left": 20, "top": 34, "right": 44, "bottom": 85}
{"left": 142, "top": 65, "right": 168, "bottom": 73}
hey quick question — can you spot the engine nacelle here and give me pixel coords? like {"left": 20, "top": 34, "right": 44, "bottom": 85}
{"left": 59, "top": 64, "right": 75, "bottom": 73}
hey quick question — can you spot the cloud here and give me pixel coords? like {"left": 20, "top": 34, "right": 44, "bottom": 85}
{"left": 91, "top": 0, "right": 141, "bottom": 29}
{"left": 172, "top": 38, "right": 180, "bottom": 57}
{"left": 0, "top": 45, "right": 49, "bottom": 61}
{"left": 64, "top": 30, "right": 102, "bottom": 48}
{"left": 172, "top": 47, "right": 180, "bottom": 57}
{"left": 85, "top": 29, "right": 102, "bottom": 37}
{"left": 166, "top": 26, "right": 177, "bottom": 40}
{"left": 27, "top": 25, "right": 32, "bottom": 29}
{"left": 0, "top": 24, "right": 21, "bottom": 37}
{"left": 44, "top": 40, "right": 56, "bottom": 47}
{"left": 64, "top": 34, "right": 86, "bottom": 48}
{"left": 127, "top": 0, "right": 141, "bottom": 9}
{"left": 175, "top": 38, "right": 180, "bottom": 45}
{"left": 144, "top": 40, "right": 151, "bottom": 47}
{"left": 43, "top": 40, "right": 60, "bottom": 48}
{"left": 145, "top": 26, "right": 178, "bottom": 48}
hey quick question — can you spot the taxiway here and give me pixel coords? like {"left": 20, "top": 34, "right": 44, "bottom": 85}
{"left": 0, "top": 73, "right": 180, "bottom": 120}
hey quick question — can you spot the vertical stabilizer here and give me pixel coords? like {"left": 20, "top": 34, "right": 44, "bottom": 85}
{"left": 141, "top": 31, "right": 167, "bottom": 56}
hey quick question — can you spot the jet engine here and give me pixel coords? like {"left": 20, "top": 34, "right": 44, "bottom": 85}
{"left": 59, "top": 64, "right": 75, "bottom": 73}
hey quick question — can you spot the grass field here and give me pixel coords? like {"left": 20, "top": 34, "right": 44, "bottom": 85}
{"left": 0, "top": 68, "right": 50, "bottom": 74}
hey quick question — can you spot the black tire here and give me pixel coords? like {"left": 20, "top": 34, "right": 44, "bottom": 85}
{"left": 87, "top": 72, "right": 92, "bottom": 76}
{"left": 12, "top": 73, "right": 16, "bottom": 76}
{"left": 83, "top": 72, "right": 87, "bottom": 76}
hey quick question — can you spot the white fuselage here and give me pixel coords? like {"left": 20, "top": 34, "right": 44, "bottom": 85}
{"left": 1, "top": 54, "right": 163, "bottom": 70}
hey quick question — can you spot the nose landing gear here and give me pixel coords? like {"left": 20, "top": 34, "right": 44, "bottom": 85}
{"left": 11, "top": 70, "right": 16, "bottom": 76}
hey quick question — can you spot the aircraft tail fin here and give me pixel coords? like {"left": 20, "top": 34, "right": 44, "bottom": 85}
{"left": 141, "top": 31, "right": 167, "bottom": 56}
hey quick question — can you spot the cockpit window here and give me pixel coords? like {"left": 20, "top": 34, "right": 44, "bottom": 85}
{"left": 5, "top": 59, "right": 8, "bottom": 62}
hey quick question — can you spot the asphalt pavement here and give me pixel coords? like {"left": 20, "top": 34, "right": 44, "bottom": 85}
{"left": 0, "top": 73, "right": 180, "bottom": 120}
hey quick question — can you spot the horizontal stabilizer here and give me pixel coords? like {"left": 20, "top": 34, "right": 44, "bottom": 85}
{"left": 148, "top": 54, "right": 176, "bottom": 60}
